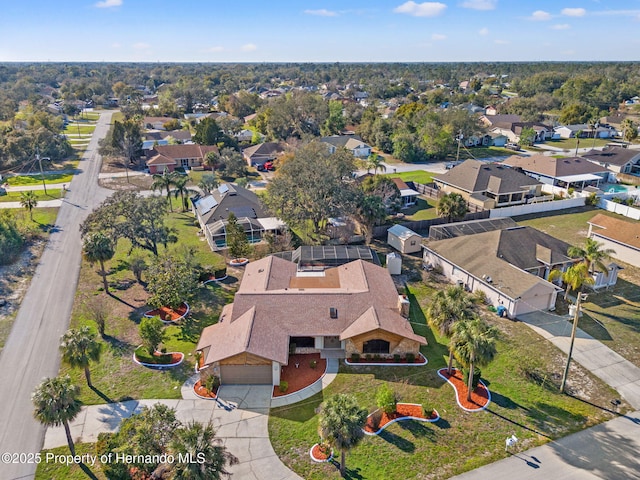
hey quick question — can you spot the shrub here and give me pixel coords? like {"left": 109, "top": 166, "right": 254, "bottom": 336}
{"left": 376, "top": 384, "right": 397, "bottom": 414}
{"left": 366, "top": 354, "right": 372, "bottom": 361}
{"left": 421, "top": 404, "right": 433, "bottom": 418}
{"left": 393, "top": 354, "right": 401, "bottom": 363}
{"left": 472, "top": 289, "right": 488, "bottom": 305}
{"left": 464, "top": 368, "right": 482, "bottom": 390}
{"left": 567, "top": 187, "right": 575, "bottom": 196}
{"left": 369, "top": 409, "right": 383, "bottom": 431}
{"left": 351, "top": 353, "right": 360, "bottom": 362}
{"left": 310, "top": 359, "right": 317, "bottom": 369}
{"left": 585, "top": 192, "right": 599, "bottom": 206}
{"left": 214, "top": 267, "right": 227, "bottom": 279}
{"left": 279, "top": 381, "right": 288, "bottom": 393}
{"left": 406, "top": 352, "right": 416, "bottom": 363}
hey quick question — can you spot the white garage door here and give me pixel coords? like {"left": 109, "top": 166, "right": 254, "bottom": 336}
{"left": 516, "top": 293, "right": 554, "bottom": 317}
{"left": 220, "top": 365, "right": 272, "bottom": 385}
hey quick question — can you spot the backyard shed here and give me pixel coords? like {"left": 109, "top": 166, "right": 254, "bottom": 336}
{"left": 387, "top": 225, "right": 422, "bottom": 254}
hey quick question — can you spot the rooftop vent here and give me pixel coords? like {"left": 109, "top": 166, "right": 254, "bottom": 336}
{"left": 329, "top": 307, "right": 338, "bottom": 319}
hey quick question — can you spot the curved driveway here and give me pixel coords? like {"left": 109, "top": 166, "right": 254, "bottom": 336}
{"left": 0, "top": 111, "right": 113, "bottom": 480}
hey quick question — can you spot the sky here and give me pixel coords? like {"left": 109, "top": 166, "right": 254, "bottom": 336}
{"left": 1, "top": 1, "right": 640, "bottom": 62}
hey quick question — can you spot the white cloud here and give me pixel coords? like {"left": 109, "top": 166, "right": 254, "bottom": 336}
{"left": 304, "top": 9, "right": 338, "bottom": 17}
{"left": 461, "top": 0, "right": 497, "bottom": 11}
{"left": 95, "top": 0, "right": 122, "bottom": 8}
{"left": 133, "top": 42, "right": 150, "bottom": 50}
{"left": 494, "top": 39, "right": 509, "bottom": 45}
{"left": 562, "top": 49, "right": 576, "bottom": 55}
{"left": 478, "top": 27, "right": 489, "bottom": 35}
{"left": 529, "top": 10, "right": 551, "bottom": 21}
{"left": 241, "top": 43, "right": 257, "bottom": 52}
{"left": 551, "top": 23, "right": 571, "bottom": 30}
{"left": 562, "top": 8, "right": 586, "bottom": 17}
{"left": 208, "top": 46, "right": 224, "bottom": 52}
{"left": 431, "top": 33, "right": 446, "bottom": 40}
{"left": 393, "top": 2, "right": 447, "bottom": 17}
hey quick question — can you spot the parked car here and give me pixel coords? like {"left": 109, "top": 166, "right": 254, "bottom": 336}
{"left": 257, "top": 161, "right": 275, "bottom": 172}
{"left": 0, "top": 187, "right": 6, "bottom": 196}
{"left": 505, "top": 143, "right": 521, "bottom": 151}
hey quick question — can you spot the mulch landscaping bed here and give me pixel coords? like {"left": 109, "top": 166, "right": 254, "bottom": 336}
{"left": 145, "top": 303, "right": 188, "bottom": 322}
{"left": 310, "top": 443, "right": 333, "bottom": 462}
{"left": 347, "top": 353, "right": 426, "bottom": 364}
{"left": 273, "top": 353, "right": 326, "bottom": 397}
{"left": 438, "top": 368, "right": 490, "bottom": 411}
{"left": 364, "top": 403, "right": 436, "bottom": 434}
{"left": 134, "top": 347, "right": 183, "bottom": 365}
{"left": 194, "top": 380, "right": 218, "bottom": 399}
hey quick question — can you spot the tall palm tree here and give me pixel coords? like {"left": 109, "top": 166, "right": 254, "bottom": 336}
{"left": 20, "top": 190, "right": 38, "bottom": 221}
{"left": 198, "top": 174, "right": 218, "bottom": 195}
{"left": 318, "top": 394, "right": 368, "bottom": 476}
{"left": 437, "top": 192, "right": 468, "bottom": 222}
{"left": 60, "top": 326, "right": 102, "bottom": 388}
{"left": 451, "top": 317, "right": 499, "bottom": 402}
{"left": 151, "top": 168, "right": 177, "bottom": 212}
{"left": 82, "top": 232, "right": 115, "bottom": 293}
{"left": 426, "top": 285, "right": 474, "bottom": 374}
{"left": 169, "top": 421, "right": 238, "bottom": 480}
{"left": 203, "top": 151, "right": 221, "bottom": 171}
{"left": 366, "top": 153, "right": 386, "bottom": 175}
{"left": 32, "top": 376, "right": 82, "bottom": 456}
{"left": 172, "top": 175, "right": 198, "bottom": 212}
{"left": 568, "top": 238, "right": 615, "bottom": 276}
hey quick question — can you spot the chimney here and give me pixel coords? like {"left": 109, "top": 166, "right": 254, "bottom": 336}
{"left": 398, "top": 295, "right": 410, "bottom": 318}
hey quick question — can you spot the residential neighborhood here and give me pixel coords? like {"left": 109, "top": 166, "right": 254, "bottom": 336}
{"left": 1, "top": 56, "right": 640, "bottom": 480}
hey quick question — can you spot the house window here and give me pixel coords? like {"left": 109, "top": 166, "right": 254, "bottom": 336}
{"left": 363, "top": 339, "right": 390, "bottom": 354}
{"left": 497, "top": 194, "right": 509, "bottom": 204}
{"left": 329, "top": 308, "right": 338, "bottom": 319}
{"left": 181, "top": 158, "right": 189, "bottom": 167}
{"left": 290, "top": 337, "right": 315, "bottom": 348}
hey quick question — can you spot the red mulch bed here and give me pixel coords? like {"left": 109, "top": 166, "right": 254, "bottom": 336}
{"left": 439, "top": 368, "right": 490, "bottom": 410}
{"left": 135, "top": 348, "right": 183, "bottom": 365}
{"left": 146, "top": 303, "right": 188, "bottom": 321}
{"left": 194, "top": 380, "right": 218, "bottom": 399}
{"left": 364, "top": 403, "right": 434, "bottom": 433}
{"left": 311, "top": 444, "right": 332, "bottom": 461}
{"left": 273, "top": 353, "right": 326, "bottom": 397}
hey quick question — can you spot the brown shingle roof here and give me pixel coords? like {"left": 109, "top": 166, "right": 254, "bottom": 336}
{"left": 582, "top": 146, "right": 640, "bottom": 168}
{"left": 434, "top": 160, "right": 540, "bottom": 194}
{"left": 588, "top": 214, "right": 640, "bottom": 250}
{"left": 503, "top": 155, "right": 607, "bottom": 177}
{"left": 152, "top": 144, "right": 218, "bottom": 160}
{"left": 197, "top": 257, "right": 426, "bottom": 366}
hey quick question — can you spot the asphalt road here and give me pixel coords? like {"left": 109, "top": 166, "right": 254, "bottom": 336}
{"left": 0, "top": 111, "right": 113, "bottom": 480}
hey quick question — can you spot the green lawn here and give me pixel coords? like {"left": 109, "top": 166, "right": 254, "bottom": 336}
{"left": 390, "top": 197, "right": 439, "bottom": 222}
{"left": 546, "top": 137, "right": 611, "bottom": 151}
{"left": 458, "top": 146, "right": 514, "bottom": 159}
{"left": 0, "top": 189, "right": 64, "bottom": 203}
{"left": 6, "top": 173, "right": 75, "bottom": 186}
{"left": 382, "top": 170, "right": 438, "bottom": 185}
{"left": 36, "top": 443, "right": 107, "bottom": 480}
{"left": 63, "top": 124, "right": 96, "bottom": 135}
{"left": 269, "top": 278, "right": 625, "bottom": 480}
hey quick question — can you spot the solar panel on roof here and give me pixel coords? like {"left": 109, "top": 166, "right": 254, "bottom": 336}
{"left": 218, "top": 184, "right": 229, "bottom": 194}
{"left": 196, "top": 196, "right": 218, "bottom": 216}
{"left": 228, "top": 206, "right": 257, "bottom": 218}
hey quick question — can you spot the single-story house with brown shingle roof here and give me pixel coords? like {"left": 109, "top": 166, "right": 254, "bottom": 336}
{"left": 146, "top": 144, "right": 219, "bottom": 174}
{"left": 242, "top": 142, "right": 285, "bottom": 167}
{"left": 588, "top": 213, "right": 638, "bottom": 267}
{"left": 433, "top": 160, "right": 543, "bottom": 210}
{"left": 196, "top": 256, "right": 427, "bottom": 385}
{"left": 320, "top": 135, "right": 372, "bottom": 158}
{"left": 582, "top": 146, "right": 640, "bottom": 175}
{"left": 422, "top": 224, "right": 567, "bottom": 318}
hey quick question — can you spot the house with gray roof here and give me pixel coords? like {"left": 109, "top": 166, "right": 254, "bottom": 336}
{"left": 242, "top": 142, "right": 285, "bottom": 167}
{"left": 433, "top": 160, "right": 543, "bottom": 211}
{"left": 422, "top": 225, "right": 568, "bottom": 318}
{"left": 196, "top": 256, "right": 426, "bottom": 385}
{"left": 192, "top": 183, "right": 285, "bottom": 251}
{"left": 320, "top": 135, "right": 372, "bottom": 158}
{"left": 582, "top": 146, "right": 640, "bottom": 175}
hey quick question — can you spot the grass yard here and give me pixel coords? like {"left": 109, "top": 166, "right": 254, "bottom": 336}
{"left": 458, "top": 146, "right": 514, "bottom": 159}
{"left": 60, "top": 210, "right": 229, "bottom": 405}
{"left": 0, "top": 189, "right": 64, "bottom": 203}
{"left": 546, "top": 137, "right": 611, "bottom": 151}
{"left": 269, "top": 275, "right": 627, "bottom": 480}
{"left": 390, "top": 197, "right": 439, "bottom": 222}
{"left": 382, "top": 170, "right": 438, "bottom": 185}
{"left": 36, "top": 443, "right": 107, "bottom": 480}
{"left": 63, "top": 123, "right": 96, "bottom": 136}
{"left": 6, "top": 173, "right": 75, "bottom": 186}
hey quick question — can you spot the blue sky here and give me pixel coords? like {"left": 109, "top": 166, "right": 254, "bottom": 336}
{"left": 1, "top": 1, "right": 640, "bottom": 62}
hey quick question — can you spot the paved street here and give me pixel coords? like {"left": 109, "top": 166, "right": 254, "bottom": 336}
{"left": 0, "top": 111, "right": 114, "bottom": 480}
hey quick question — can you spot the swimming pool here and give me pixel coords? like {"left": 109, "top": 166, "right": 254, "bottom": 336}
{"left": 602, "top": 184, "right": 633, "bottom": 194}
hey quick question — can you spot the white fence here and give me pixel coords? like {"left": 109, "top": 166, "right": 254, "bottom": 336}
{"left": 598, "top": 198, "right": 640, "bottom": 220}
{"left": 489, "top": 197, "right": 586, "bottom": 218}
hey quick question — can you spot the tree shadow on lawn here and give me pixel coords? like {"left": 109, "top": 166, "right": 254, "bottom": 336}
{"left": 90, "top": 385, "right": 114, "bottom": 404}
{"left": 527, "top": 402, "right": 587, "bottom": 434}
{"left": 397, "top": 419, "right": 436, "bottom": 440}
{"left": 490, "top": 390, "right": 522, "bottom": 410}
{"left": 103, "top": 334, "right": 132, "bottom": 357}
{"left": 329, "top": 461, "right": 364, "bottom": 480}
{"left": 378, "top": 429, "right": 415, "bottom": 453}
{"left": 78, "top": 462, "right": 99, "bottom": 480}
{"left": 107, "top": 291, "right": 138, "bottom": 310}
{"left": 485, "top": 407, "right": 552, "bottom": 439}
{"left": 269, "top": 391, "right": 324, "bottom": 423}
{"left": 576, "top": 311, "right": 614, "bottom": 341}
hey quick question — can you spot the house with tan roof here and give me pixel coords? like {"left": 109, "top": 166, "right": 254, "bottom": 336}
{"left": 242, "top": 142, "right": 285, "bottom": 167}
{"left": 433, "top": 160, "right": 543, "bottom": 211}
{"left": 320, "top": 135, "right": 372, "bottom": 158}
{"left": 196, "top": 256, "right": 426, "bottom": 385}
{"left": 588, "top": 213, "right": 639, "bottom": 267}
{"left": 145, "top": 144, "right": 219, "bottom": 174}
{"left": 503, "top": 155, "right": 611, "bottom": 192}
{"left": 422, "top": 223, "right": 567, "bottom": 318}
{"left": 390, "top": 178, "right": 420, "bottom": 208}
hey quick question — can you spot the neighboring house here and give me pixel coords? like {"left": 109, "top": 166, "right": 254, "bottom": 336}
{"left": 387, "top": 225, "right": 422, "bottom": 254}
{"left": 391, "top": 178, "right": 419, "bottom": 208}
{"left": 487, "top": 131, "right": 508, "bottom": 147}
{"left": 422, "top": 224, "right": 570, "bottom": 318}
{"left": 582, "top": 146, "right": 640, "bottom": 175}
{"left": 481, "top": 114, "right": 552, "bottom": 143}
{"left": 192, "top": 183, "right": 285, "bottom": 250}
{"left": 588, "top": 213, "right": 639, "bottom": 268}
{"left": 146, "top": 144, "right": 218, "bottom": 174}
{"left": 320, "top": 135, "right": 372, "bottom": 158}
{"left": 433, "top": 160, "right": 543, "bottom": 211}
{"left": 144, "top": 116, "right": 175, "bottom": 130}
{"left": 554, "top": 124, "right": 613, "bottom": 139}
{"left": 272, "top": 245, "right": 381, "bottom": 271}
{"left": 242, "top": 142, "right": 285, "bottom": 167}
{"left": 503, "top": 155, "right": 611, "bottom": 192}
{"left": 485, "top": 105, "right": 498, "bottom": 116}
{"left": 143, "top": 130, "right": 193, "bottom": 150}
{"left": 196, "top": 256, "right": 427, "bottom": 385}
{"left": 235, "top": 129, "right": 255, "bottom": 143}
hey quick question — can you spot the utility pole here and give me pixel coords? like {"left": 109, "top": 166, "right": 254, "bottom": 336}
{"left": 456, "top": 130, "right": 463, "bottom": 163}
{"left": 36, "top": 148, "right": 47, "bottom": 195}
{"left": 560, "top": 292, "right": 587, "bottom": 393}
{"left": 592, "top": 122, "right": 599, "bottom": 150}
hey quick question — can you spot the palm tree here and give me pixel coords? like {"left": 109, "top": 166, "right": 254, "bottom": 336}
{"left": 83, "top": 232, "right": 115, "bottom": 293}
{"left": 451, "top": 317, "right": 499, "bottom": 402}
{"left": 169, "top": 421, "right": 238, "bottom": 480}
{"left": 551, "top": 262, "right": 595, "bottom": 301}
{"left": 574, "top": 129, "right": 583, "bottom": 156}
{"left": 318, "top": 394, "right": 368, "bottom": 476}
{"left": 172, "top": 174, "right": 198, "bottom": 212}
{"left": 20, "top": 191, "right": 38, "bottom": 221}
{"left": 426, "top": 285, "right": 474, "bottom": 374}
{"left": 151, "top": 168, "right": 177, "bottom": 212}
{"left": 203, "top": 150, "right": 221, "bottom": 172}
{"left": 366, "top": 153, "right": 386, "bottom": 175}
{"left": 568, "top": 238, "right": 615, "bottom": 276}
{"left": 198, "top": 174, "right": 218, "bottom": 195}
{"left": 60, "top": 326, "right": 102, "bottom": 388}
{"left": 32, "top": 376, "right": 82, "bottom": 456}
{"left": 437, "top": 193, "right": 468, "bottom": 222}
{"left": 355, "top": 194, "right": 387, "bottom": 244}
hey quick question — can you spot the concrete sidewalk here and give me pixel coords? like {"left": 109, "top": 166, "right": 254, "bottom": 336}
{"left": 0, "top": 199, "right": 63, "bottom": 209}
